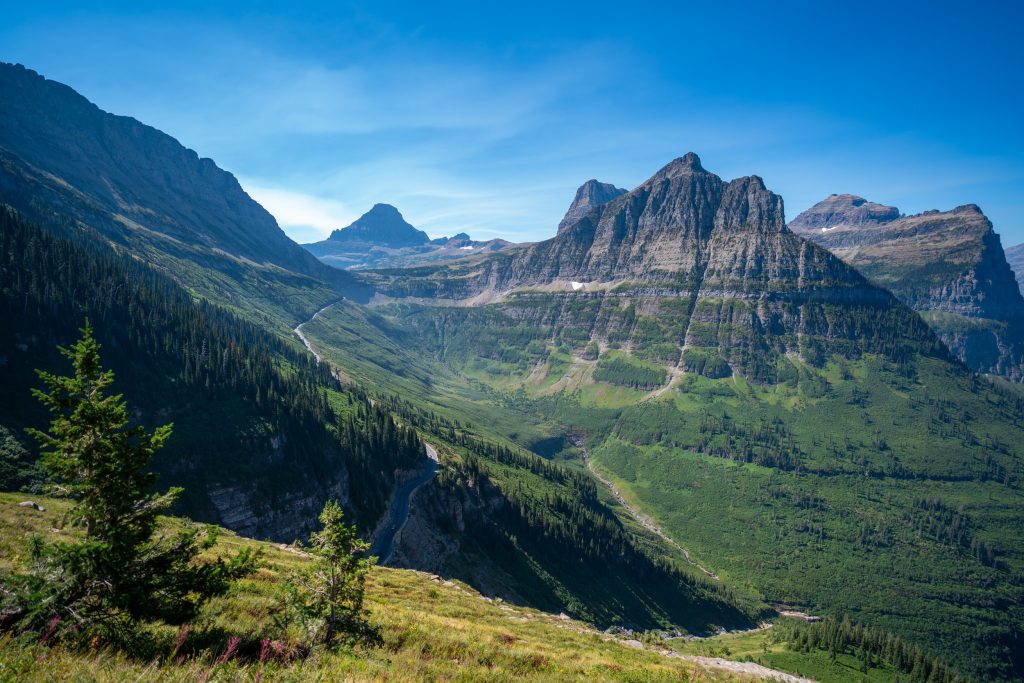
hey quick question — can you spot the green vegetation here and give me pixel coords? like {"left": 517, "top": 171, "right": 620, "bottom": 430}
{"left": 0, "top": 493, "right": 745, "bottom": 682}
{"left": 594, "top": 353, "right": 667, "bottom": 390}
{"left": 0, "top": 206, "right": 422, "bottom": 535}
{"left": 782, "top": 618, "right": 968, "bottom": 683}
{"left": 3, "top": 329, "right": 257, "bottom": 645}
{"left": 281, "top": 501, "right": 373, "bottom": 646}
{"left": 334, "top": 290, "right": 1023, "bottom": 681}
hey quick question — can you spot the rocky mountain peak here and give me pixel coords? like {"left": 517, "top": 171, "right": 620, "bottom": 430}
{"left": 789, "top": 194, "right": 901, "bottom": 233}
{"left": 327, "top": 203, "right": 430, "bottom": 246}
{"left": 647, "top": 151, "right": 707, "bottom": 182}
{"left": 556, "top": 179, "right": 627, "bottom": 234}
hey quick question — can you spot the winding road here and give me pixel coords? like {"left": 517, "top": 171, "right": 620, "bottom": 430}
{"left": 293, "top": 300, "right": 343, "bottom": 364}
{"left": 370, "top": 443, "right": 440, "bottom": 564}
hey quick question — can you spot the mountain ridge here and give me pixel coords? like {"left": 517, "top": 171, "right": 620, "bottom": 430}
{"left": 791, "top": 194, "right": 1024, "bottom": 379}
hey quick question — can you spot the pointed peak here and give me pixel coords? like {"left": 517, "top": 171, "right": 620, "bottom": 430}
{"left": 328, "top": 203, "right": 429, "bottom": 246}
{"left": 557, "top": 178, "right": 628, "bottom": 234}
{"left": 653, "top": 152, "right": 705, "bottom": 179}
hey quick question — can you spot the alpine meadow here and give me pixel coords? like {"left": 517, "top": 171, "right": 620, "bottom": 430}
{"left": 1, "top": 3, "right": 1023, "bottom": 682}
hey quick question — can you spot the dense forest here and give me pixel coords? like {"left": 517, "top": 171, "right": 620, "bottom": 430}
{"left": 784, "top": 617, "right": 969, "bottom": 683}
{"left": 0, "top": 206, "right": 423, "bottom": 534}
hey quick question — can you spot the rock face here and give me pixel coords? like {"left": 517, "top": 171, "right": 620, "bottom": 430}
{"left": 557, "top": 179, "right": 627, "bottom": 234}
{"left": 1007, "top": 243, "right": 1024, "bottom": 296}
{"left": 0, "top": 62, "right": 359, "bottom": 304}
{"left": 305, "top": 205, "right": 513, "bottom": 270}
{"left": 365, "top": 153, "right": 944, "bottom": 383}
{"left": 791, "top": 197, "right": 1024, "bottom": 380}
{"left": 327, "top": 204, "right": 431, "bottom": 246}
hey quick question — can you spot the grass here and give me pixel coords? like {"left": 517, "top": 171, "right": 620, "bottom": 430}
{"left": 0, "top": 492, "right": 752, "bottom": 682}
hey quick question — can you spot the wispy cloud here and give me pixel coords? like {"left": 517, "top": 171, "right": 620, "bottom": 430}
{"left": 240, "top": 182, "right": 357, "bottom": 242}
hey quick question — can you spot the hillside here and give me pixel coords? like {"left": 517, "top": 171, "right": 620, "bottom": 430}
{"left": 0, "top": 206, "right": 423, "bottom": 540}
{"left": 0, "top": 492, "right": 800, "bottom": 683}
{"left": 790, "top": 195, "right": 1024, "bottom": 380}
{"left": 0, "top": 62, "right": 368, "bottom": 323}
{"left": 323, "top": 155, "right": 1024, "bottom": 680}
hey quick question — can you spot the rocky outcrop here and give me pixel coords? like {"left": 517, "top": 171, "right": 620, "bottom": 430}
{"left": 0, "top": 62, "right": 361, "bottom": 305}
{"left": 791, "top": 197, "right": 1024, "bottom": 379}
{"left": 1007, "top": 243, "right": 1024, "bottom": 296}
{"left": 557, "top": 179, "right": 627, "bottom": 234}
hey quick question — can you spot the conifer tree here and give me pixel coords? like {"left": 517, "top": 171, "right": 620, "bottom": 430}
{"left": 4, "top": 322, "right": 258, "bottom": 643}
{"left": 283, "top": 500, "right": 373, "bottom": 646}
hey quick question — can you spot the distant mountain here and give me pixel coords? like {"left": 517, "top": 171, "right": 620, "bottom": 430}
{"left": 788, "top": 193, "right": 901, "bottom": 231}
{"left": 0, "top": 62, "right": 365, "bottom": 318}
{"left": 557, "top": 179, "right": 627, "bottom": 234}
{"left": 1007, "top": 242, "right": 1024, "bottom": 296}
{"left": 305, "top": 204, "right": 514, "bottom": 270}
{"left": 791, "top": 196, "right": 1024, "bottom": 380}
{"left": 327, "top": 203, "right": 431, "bottom": 246}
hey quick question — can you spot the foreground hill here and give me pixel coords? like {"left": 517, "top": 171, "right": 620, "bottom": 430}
{"left": 0, "top": 493, "right": 812, "bottom": 683}
{"left": 336, "top": 155, "right": 1024, "bottom": 680}
{"left": 790, "top": 194, "right": 1024, "bottom": 380}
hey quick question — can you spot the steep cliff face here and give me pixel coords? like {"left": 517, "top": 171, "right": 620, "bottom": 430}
{"left": 792, "top": 197, "right": 1024, "bottom": 379}
{"left": 0, "top": 62, "right": 365, "bottom": 313}
{"left": 366, "top": 153, "right": 944, "bottom": 383}
{"left": 1007, "top": 243, "right": 1024, "bottom": 296}
{"left": 556, "top": 179, "right": 627, "bottom": 234}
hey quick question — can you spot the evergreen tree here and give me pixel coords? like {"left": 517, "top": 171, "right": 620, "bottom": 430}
{"left": 283, "top": 500, "right": 373, "bottom": 647}
{"left": 2, "top": 323, "right": 258, "bottom": 643}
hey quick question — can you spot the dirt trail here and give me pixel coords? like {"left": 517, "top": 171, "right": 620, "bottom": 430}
{"left": 573, "top": 435, "right": 718, "bottom": 580}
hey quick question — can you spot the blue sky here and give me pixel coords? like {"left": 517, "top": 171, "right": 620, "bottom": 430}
{"left": 3, "top": 1, "right": 1023, "bottom": 245}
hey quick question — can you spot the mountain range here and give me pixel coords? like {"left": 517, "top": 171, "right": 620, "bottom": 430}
{"left": 2, "top": 63, "right": 1024, "bottom": 681}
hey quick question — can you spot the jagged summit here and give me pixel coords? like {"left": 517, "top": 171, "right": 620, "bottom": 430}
{"left": 557, "top": 179, "right": 627, "bottom": 234}
{"left": 649, "top": 151, "right": 707, "bottom": 180}
{"left": 327, "top": 203, "right": 430, "bottom": 246}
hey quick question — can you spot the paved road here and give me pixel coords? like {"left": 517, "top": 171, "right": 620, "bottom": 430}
{"left": 293, "top": 300, "right": 342, "bottom": 364}
{"left": 370, "top": 443, "right": 440, "bottom": 564}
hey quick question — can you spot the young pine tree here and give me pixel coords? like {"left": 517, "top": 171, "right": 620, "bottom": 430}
{"left": 284, "top": 500, "right": 373, "bottom": 647}
{"left": 4, "top": 322, "right": 258, "bottom": 643}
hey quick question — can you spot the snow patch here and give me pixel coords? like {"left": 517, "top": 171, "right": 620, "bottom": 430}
{"left": 571, "top": 281, "right": 585, "bottom": 291}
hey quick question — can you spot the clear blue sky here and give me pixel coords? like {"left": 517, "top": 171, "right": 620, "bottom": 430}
{"left": 3, "top": 1, "right": 1023, "bottom": 246}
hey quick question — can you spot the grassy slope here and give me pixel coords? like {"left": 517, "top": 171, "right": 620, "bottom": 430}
{"left": 0, "top": 492, "right": 752, "bottom": 682}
